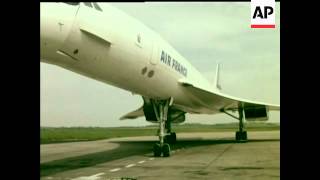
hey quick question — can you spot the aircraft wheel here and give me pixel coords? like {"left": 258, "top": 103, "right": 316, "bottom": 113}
{"left": 242, "top": 131, "right": 247, "bottom": 140}
{"left": 170, "top": 132, "right": 177, "bottom": 143}
{"left": 236, "top": 131, "right": 247, "bottom": 141}
{"left": 235, "top": 131, "right": 240, "bottom": 141}
{"left": 153, "top": 143, "right": 161, "bottom": 157}
{"left": 164, "top": 133, "right": 177, "bottom": 144}
{"left": 164, "top": 135, "right": 169, "bottom": 143}
{"left": 162, "top": 143, "right": 171, "bottom": 157}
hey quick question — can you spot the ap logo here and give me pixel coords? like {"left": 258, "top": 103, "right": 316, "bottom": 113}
{"left": 251, "top": 0, "right": 276, "bottom": 28}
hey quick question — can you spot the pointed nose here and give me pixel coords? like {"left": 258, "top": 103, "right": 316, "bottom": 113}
{"left": 40, "top": 2, "right": 79, "bottom": 63}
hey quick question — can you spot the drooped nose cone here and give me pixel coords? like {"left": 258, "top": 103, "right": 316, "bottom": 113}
{"left": 40, "top": 2, "right": 79, "bottom": 64}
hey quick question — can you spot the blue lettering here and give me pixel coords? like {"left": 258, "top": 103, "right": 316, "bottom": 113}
{"left": 159, "top": 50, "right": 188, "bottom": 77}
{"left": 160, "top": 51, "right": 165, "bottom": 63}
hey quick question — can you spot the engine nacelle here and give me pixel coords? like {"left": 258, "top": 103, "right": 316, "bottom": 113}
{"left": 243, "top": 103, "right": 269, "bottom": 121}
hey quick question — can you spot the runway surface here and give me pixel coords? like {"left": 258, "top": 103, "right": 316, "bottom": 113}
{"left": 41, "top": 131, "right": 280, "bottom": 180}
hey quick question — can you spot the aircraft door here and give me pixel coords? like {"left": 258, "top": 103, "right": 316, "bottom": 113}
{"left": 150, "top": 42, "right": 159, "bottom": 65}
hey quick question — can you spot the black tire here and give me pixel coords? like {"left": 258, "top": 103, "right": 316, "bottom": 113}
{"left": 153, "top": 143, "right": 161, "bottom": 157}
{"left": 242, "top": 131, "right": 247, "bottom": 140}
{"left": 164, "top": 135, "right": 170, "bottom": 143}
{"left": 235, "top": 131, "right": 240, "bottom": 141}
{"left": 162, "top": 143, "right": 171, "bottom": 157}
{"left": 170, "top": 132, "right": 177, "bottom": 144}
{"left": 164, "top": 133, "right": 176, "bottom": 144}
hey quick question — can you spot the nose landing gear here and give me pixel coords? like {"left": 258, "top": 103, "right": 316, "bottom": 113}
{"left": 151, "top": 97, "right": 175, "bottom": 157}
{"left": 164, "top": 132, "right": 177, "bottom": 144}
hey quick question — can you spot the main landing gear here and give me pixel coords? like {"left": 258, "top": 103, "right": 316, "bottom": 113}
{"left": 221, "top": 102, "right": 248, "bottom": 142}
{"left": 151, "top": 97, "right": 176, "bottom": 157}
{"left": 164, "top": 118, "right": 177, "bottom": 144}
{"left": 165, "top": 132, "right": 177, "bottom": 144}
{"left": 235, "top": 103, "right": 247, "bottom": 142}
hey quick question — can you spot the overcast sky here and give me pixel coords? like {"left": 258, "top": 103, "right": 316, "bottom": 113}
{"left": 40, "top": 2, "right": 280, "bottom": 127}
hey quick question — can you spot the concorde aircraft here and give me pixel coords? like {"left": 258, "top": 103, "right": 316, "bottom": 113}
{"left": 40, "top": 2, "right": 280, "bottom": 157}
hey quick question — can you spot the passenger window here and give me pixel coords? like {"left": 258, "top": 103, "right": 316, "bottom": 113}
{"left": 93, "top": 2, "right": 103, "bottom": 11}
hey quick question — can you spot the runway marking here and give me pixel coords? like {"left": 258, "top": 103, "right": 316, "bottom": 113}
{"left": 125, "top": 164, "right": 136, "bottom": 168}
{"left": 149, "top": 158, "right": 154, "bottom": 160}
{"left": 138, "top": 160, "right": 145, "bottom": 164}
{"left": 70, "top": 172, "right": 105, "bottom": 180}
{"left": 109, "top": 168, "right": 121, "bottom": 172}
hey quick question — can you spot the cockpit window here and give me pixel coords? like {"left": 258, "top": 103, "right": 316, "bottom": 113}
{"left": 84, "top": 2, "right": 93, "bottom": 8}
{"left": 93, "top": 3, "right": 103, "bottom": 11}
{"left": 63, "top": 2, "right": 79, "bottom": 6}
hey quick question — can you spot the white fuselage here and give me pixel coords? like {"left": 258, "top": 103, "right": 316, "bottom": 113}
{"left": 40, "top": 3, "right": 216, "bottom": 114}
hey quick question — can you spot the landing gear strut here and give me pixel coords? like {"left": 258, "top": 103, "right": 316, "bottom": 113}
{"left": 151, "top": 97, "right": 174, "bottom": 157}
{"left": 235, "top": 104, "right": 247, "bottom": 142}
{"left": 221, "top": 102, "right": 248, "bottom": 142}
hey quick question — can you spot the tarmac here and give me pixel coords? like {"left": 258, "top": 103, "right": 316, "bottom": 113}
{"left": 41, "top": 131, "right": 280, "bottom": 180}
